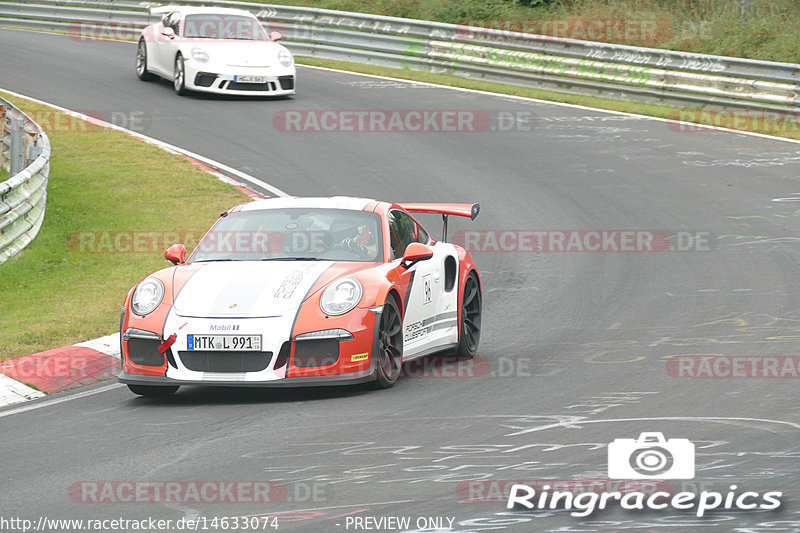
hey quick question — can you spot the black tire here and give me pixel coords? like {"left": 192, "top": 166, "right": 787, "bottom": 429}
{"left": 127, "top": 384, "right": 179, "bottom": 397}
{"left": 372, "top": 296, "right": 403, "bottom": 389}
{"left": 456, "top": 272, "right": 481, "bottom": 358}
{"left": 173, "top": 53, "right": 188, "bottom": 95}
{"left": 135, "top": 38, "right": 156, "bottom": 81}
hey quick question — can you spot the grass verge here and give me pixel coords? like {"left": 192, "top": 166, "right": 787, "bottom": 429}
{"left": 0, "top": 93, "right": 249, "bottom": 360}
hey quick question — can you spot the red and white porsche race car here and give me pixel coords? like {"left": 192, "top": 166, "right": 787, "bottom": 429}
{"left": 118, "top": 197, "right": 482, "bottom": 396}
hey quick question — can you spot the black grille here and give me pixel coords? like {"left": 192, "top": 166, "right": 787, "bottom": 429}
{"left": 274, "top": 341, "right": 291, "bottom": 370}
{"left": 227, "top": 81, "right": 275, "bottom": 91}
{"left": 127, "top": 338, "right": 165, "bottom": 367}
{"left": 278, "top": 75, "right": 294, "bottom": 90}
{"left": 178, "top": 351, "right": 272, "bottom": 373}
{"left": 293, "top": 339, "right": 339, "bottom": 368}
{"left": 194, "top": 72, "right": 217, "bottom": 87}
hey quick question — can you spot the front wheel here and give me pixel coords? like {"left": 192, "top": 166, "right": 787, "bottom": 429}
{"left": 173, "top": 54, "right": 188, "bottom": 95}
{"left": 127, "top": 384, "right": 179, "bottom": 397}
{"left": 135, "top": 38, "right": 156, "bottom": 81}
{"left": 372, "top": 296, "right": 403, "bottom": 389}
{"left": 456, "top": 272, "right": 481, "bottom": 358}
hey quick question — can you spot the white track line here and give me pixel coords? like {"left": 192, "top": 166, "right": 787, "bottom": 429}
{"left": 0, "top": 84, "right": 289, "bottom": 411}
{"left": 4, "top": 26, "right": 800, "bottom": 145}
{"left": 0, "top": 383, "right": 124, "bottom": 418}
{"left": 301, "top": 64, "right": 800, "bottom": 145}
{"left": 0, "top": 87, "right": 289, "bottom": 198}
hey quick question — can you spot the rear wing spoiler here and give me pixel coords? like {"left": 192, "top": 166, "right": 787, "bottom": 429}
{"left": 399, "top": 203, "right": 480, "bottom": 241}
{"left": 149, "top": 6, "right": 178, "bottom": 15}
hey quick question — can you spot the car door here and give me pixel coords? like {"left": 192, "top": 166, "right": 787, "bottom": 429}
{"left": 154, "top": 11, "right": 181, "bottom": 75}
{"left": 388, "top": 210, "right": 449, "bottom": 359}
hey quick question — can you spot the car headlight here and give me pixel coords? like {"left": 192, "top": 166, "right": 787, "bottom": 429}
{"left": 131, "top": 278, "right": 165, "bottom": 316}
{"left": 320, "top": 278, "right": 362, "bottom": 316}
{"left": 278, "top": 49, "right": 293, "bottom": 67}
{"left": 192, "top": 47, "right": 209, "bottom": 63}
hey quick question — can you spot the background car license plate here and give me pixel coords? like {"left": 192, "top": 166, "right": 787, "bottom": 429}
{"left": 187, "top": 334, "right": 261, "bottom": 351}
{"left": 234, "top": 75, "right": 267, "bottom": 83}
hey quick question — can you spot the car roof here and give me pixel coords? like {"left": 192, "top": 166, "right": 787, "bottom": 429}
{"left": 154, "top": 6, "right": 259, "bottom": 17}
{"left": 238, "top": 196, "right": 380, "bottom": 213}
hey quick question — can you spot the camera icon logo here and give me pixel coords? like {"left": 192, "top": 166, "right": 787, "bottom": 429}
{"left": 608, "top": 432, "right": 695, "bottom": 479}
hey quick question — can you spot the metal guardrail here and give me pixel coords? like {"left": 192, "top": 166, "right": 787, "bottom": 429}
{"left": 1, "top": 0, "right": 799, "bottom": 112}
{"left": 0, "top": 97, "right": 50, "bottom": 265}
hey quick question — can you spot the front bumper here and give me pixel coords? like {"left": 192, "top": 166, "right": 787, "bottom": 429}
{"left": 185, "top": 61, "right": 296, "bottom": 95}
{"left": 118, "top": 366, "right": 375, "bottom": 388}
{"left": 121, "top": 305, "right": 381, "bottom": 387}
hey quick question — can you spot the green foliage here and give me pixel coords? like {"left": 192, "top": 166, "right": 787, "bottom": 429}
{"left": 240, "top": 0, "right": 800, "bottom": 63}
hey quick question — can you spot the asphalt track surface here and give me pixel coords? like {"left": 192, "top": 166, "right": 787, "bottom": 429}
{"left": 3, "top": 29, "right": 800, "bottom": 532}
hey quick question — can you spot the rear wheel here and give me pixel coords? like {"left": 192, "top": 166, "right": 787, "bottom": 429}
{"left": 135, "top": 39, "right": 156, "bottom": 81}
{"left": 373, "top": 296, "right": 403, "bottom": 389}
{"left": 456, "top": 272, "right": 481, "bottom": 358}
{"left": 173, "top": 54, "right": 188, "bottom": 95}
{"left": 127, "top": 384, "right": 179, "bottom": 397}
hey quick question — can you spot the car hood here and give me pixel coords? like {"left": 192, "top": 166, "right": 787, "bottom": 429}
{"left": 184, "top": 40, "right": 285, "bottom": 67}
{"left": 173, "top": 261, "right": 333, "bottom": 318}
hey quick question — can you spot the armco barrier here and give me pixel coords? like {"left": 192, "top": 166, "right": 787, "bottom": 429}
{"left": 0, "top": 96, "right": 50, "bottom": 265}
{"left": 1, "top": 0, "right": 799, "bottom": 112}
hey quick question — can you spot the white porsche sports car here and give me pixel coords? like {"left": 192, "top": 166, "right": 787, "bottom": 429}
{"left": 135, "top": 6, "right": 296, "bottom": 97}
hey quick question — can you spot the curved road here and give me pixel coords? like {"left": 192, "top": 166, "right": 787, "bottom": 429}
{"left": 2, "top": 29, "right": 800, "bottom": 532}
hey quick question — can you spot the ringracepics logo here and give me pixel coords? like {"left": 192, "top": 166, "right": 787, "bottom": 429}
{"left": 507, "top": 432, "right": 782, "bottom": 517}
{"left": 608, "top": 432, "right": 694, "bottom": 479}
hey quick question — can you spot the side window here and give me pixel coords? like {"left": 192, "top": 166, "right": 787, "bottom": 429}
{"left": 388, "top": 210, "right": 417, "bottom": 260}
{"left": 416, "top": 224, "right": 430, "bottom": 245}
{"left": 165, "top": 12, "right": 181, "bottom": 34}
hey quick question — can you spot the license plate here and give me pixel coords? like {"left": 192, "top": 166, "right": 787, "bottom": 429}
{"left": 234, "top": 75, "right": 267, "bottom": 83}
{"left": 187, "top": 334, "right": 262, "bottom": 351}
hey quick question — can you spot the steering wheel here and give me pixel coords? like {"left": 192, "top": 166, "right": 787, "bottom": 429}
{"left": 332, "top": 237, "right": 370, "bottom": 259}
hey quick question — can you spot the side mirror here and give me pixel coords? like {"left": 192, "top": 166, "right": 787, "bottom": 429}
{"left": 161, "top": 26, "right": 175, "bottom": 39}
{"left": 269, "top": 31, "right": 283, "bottom": 41}
{"left": 165, "top": 243, "right": 186, "bottom": 265}
{"left": 401, "top": 242, "right": 433, "bottom": 269}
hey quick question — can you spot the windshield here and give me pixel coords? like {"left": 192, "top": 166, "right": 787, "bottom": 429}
{"left": 183, "top": 14, "right": 268, "bottom": 40}
{"left": 189, "top": 208, "right": 383, "bottom": 262}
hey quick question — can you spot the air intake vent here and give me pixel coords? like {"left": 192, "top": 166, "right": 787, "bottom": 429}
{"left": 178, "top": 352, "right": 272, "bottom": 373}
